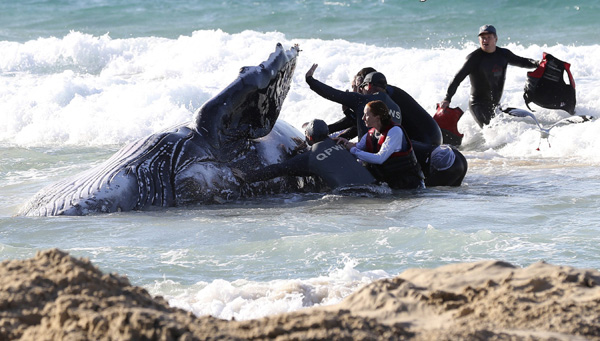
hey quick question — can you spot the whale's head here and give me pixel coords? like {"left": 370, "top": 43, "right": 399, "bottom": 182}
{"left": 191, "top": 43, "right": 299, "bottom": 163}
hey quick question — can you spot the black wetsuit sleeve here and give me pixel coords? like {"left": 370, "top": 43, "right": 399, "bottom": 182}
{"left": 244, "top": 153, "right": 311, "bottom": 183}
{"left": 504, "top": 49, "right": 538, "bottom": 68}
{"left": 338, "top": 126, "right": 358, "bottom": 140}
{"left": 328, "top": 115, "right": 354, "bottom": 134}
{"left": 444, "top": 51, "right": 479, "bottom": 102}
{"left": 306, "top": 76, "right": 362, "bottom": 108}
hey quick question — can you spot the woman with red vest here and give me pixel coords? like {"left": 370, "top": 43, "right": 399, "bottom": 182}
{"left": 336, "top": 100, "right": 425, "bottom": 190}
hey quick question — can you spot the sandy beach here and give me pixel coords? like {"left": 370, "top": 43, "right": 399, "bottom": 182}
{"left": 1, "top": 249, "right": 599, "bottom": 340}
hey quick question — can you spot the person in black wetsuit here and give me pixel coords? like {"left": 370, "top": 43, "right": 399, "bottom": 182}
{"left": 326, "top": 67, "right": 376, "bottom": 137}
{"left": 387, "top": 81, "right": 443, "bottom": 146}
{"left": 411, "top": 141, "right": 468, "bottom": 187}
{"left": 440, "top": 25, "right": 539, "bottom": 127}
{"left": 233, "top": 119, "right": 376, "bottom": 190}
{"left": 331, "top": 67, "right": 442, "bottom": 146}
{"left": 305, "top": 64, "right": 401, "bottom": 140}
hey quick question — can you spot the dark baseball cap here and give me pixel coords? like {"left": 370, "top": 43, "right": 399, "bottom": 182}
{"left": 304, "top": 119, "right": 329, "bottom": 139}
{"left": 360, "top": 72, "right": 387, "bottom": 88}
{"left": 478, "top": 24, "right": 496, "bottom": 36}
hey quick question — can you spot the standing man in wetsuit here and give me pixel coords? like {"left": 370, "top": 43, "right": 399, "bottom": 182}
{"left": 440, "top": 25, "right": 539, "bottom": 127}
{"left": 232, "top": 119, "right": 376, "bottom": 190}
{"left": 305, "top": 64, "right": 401, "bottom": 140}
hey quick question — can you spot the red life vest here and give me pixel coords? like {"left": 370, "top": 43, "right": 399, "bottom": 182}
{"left": 363, "top": 124, "right": 424, "bottom": 189}
{"left": 365, "top": 123, "right": 413, "bottom": 157}
{"left": 433, "top": 103, "right": 464, "bottom": 147}
{"left": 524, "top": 52, "right": 576, "bottom": 115}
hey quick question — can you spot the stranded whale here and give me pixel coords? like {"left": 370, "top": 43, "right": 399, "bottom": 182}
{"left": 19, "top": 44, "right": 318, "bottom": 216}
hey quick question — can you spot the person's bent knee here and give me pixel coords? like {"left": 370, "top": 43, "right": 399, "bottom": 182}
{"left": 469, "top": 103, "right": 496, "bottom": 127}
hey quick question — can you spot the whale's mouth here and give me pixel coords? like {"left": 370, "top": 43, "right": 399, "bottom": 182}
{"left": 192, "top": 44, "right": 299, "bottom": 157}
{"left": 226, "top": 58, "right": 296, "bottom": 140}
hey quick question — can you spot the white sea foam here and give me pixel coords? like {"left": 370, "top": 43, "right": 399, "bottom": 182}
{"left": 1, "top": 30, "right": 598, "bottom": 163}
{"left": 146, "top": 257, "right": 389, "bottom": 321}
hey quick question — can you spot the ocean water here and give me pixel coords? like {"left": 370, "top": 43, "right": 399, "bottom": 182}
{"left": 2, "top": 0, "right": 600, "bottom": 321}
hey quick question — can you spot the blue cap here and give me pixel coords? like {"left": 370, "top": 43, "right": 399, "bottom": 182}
{"left": 479, "top": 24, "right": 496, "bottom": 36}
{"left": 430, "top": 145, "right": 456, "bottom": 171}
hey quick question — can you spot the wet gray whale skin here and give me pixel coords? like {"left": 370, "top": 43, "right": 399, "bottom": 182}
{"left": 19, "top": 44, "right": 312, "bottom": 216}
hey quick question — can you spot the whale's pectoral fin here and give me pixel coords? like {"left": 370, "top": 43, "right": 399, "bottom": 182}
{"left": 191, "top": 43, "right": 299, "bottom": 158}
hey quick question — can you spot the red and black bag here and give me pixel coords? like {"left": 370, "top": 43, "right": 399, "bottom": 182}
{"left": 433, "top": 104, "right": 464, "bottom": 147}
{"left": 524, "top": 52, "right": 576, "bottom": 115}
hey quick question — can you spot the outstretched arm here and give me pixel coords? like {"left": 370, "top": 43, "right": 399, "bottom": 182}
{"left": 442, "top": 51, "right": 479, "bottom": 105}
{"left": 443, "top": 61, "right": 471, "bottom": 104}
{"left": 235, "top": 153, "right": 311, "bottom": 183}
{"left": 305, "top": 64, "right": 362, "bottom": 107}
{"left": 506, "top": 50, "right": 539, "bottom": 68}
{"left": 350, "top": 127, "right": 406, "bottom": 165}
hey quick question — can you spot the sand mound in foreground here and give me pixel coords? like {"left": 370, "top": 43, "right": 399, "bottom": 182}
{"left": 332, "top": 260, "right": 600, "bottom": 340}
{"left": 0, "top": 249, "right": 408, "bottom": 340}
{"left": 1, "top": 249, "right": 599, "bottom": 340}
